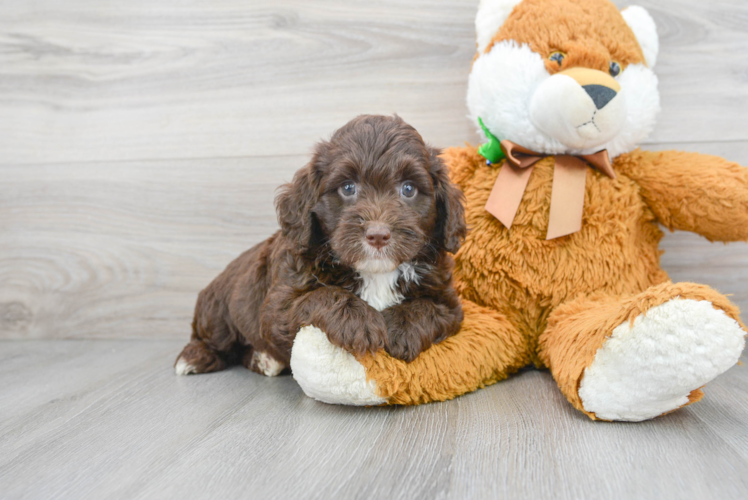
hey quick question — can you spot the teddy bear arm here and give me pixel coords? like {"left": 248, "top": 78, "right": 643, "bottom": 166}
{"left": 290, "top": 299, "right": 533, "bottom": 406}
{"left": 358, "top": 300, "right": 533, "bottom": 404}
{"left": 623, "top": 150, "right": 748, "bottom": 242}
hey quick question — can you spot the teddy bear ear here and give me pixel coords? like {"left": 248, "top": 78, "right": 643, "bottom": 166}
{"left": 475, "top": 0, "right": 523, "bottom": 54}
{"left": 621, "top": 6, "right": 659, "bottom": 68}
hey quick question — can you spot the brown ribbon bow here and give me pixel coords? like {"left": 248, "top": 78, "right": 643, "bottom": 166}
{"left": 484, "top": 140, "right": 616, "bottom": 240}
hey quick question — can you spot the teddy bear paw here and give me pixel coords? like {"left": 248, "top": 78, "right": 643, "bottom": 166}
{"left": 578, "top": 299, "right": 745, "bottom": 421}
{"left": 290, "top": 325, "right": 387, "bottom": 406}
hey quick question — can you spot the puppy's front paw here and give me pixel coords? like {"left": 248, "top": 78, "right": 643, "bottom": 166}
{"left": 382, "top": 307, "right": 427, "bottom": 362}
{"left": 384, "top": 327, "right": 423, "bottom": 363}
{"left": 322, "top": 300, "right": 387, "bottom": 356}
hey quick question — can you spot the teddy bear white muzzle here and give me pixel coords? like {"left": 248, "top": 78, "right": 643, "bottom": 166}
{"left": 530, "top": 67, "right": 626, "bottom": 151}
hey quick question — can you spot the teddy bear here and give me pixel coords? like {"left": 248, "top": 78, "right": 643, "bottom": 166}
{"left": 288, "top": 0, "right": 748, "bottom": 421}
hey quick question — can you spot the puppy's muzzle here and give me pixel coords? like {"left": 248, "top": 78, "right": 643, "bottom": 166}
{"left": 365, "top": 223, "right": 391, "bottom": 250}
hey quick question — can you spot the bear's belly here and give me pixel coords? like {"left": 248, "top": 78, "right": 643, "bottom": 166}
{"left": 455, "top": 158, "right": 668, "bottom": 317}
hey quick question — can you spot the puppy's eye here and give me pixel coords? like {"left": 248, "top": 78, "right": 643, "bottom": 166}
{"left": 338, "top": 182, "right": 357, "bottom": 198}
{"left": 400, "top": 181, "right": 417, "bottom": 199}
{"left": 549, "top": 51, "right": 565, "bottom": 66}
{"left": 609, "top": 61, "right": 621, "bottom": 77}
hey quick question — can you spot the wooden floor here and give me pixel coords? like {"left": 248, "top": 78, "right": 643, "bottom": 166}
{"left": 2, "top": 1, "right": 748, "bottom": 499}
{"left": 1, "top": 340, "right": 747, "bottom": 500}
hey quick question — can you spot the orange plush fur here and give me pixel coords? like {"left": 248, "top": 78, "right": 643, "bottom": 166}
{"left": 352, "top": 0, "right": 748, "bottom": 418}
{"left": 487, "top": 0, "right": 645, "bottom": 72}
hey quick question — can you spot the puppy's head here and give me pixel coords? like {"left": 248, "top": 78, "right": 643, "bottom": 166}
{"left": 276, "top": 115, "right": 466, "bottom": 273}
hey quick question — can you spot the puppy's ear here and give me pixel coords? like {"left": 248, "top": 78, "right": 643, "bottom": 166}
{"left": 275, "top": 145, "right": 327, "bottom": 253}
{"left": 429, "top": 148, "right": 467, "bottom": 254}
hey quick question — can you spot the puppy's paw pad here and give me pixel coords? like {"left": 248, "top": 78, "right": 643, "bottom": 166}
{"left": 175, "top": 357, "right": 197, "bottom": 376}
{"left": 290, "top": 325, "right": 386, "bottom": 406}
{"left": 251, "top": 351, "right": 284, "bottom": 377}
{"left": 579, "top": 299, "right": 745, "bottom": 421}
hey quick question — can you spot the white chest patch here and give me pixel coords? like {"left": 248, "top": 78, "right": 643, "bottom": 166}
{"left": 357, "top": 269, "right": 403, "bottom": 312}
{"left": 356, "top": 262, "right": 420, "bottom": 312}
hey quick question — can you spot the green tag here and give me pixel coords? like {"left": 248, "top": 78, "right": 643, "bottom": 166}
{"left": 477, "top": 117, "right": 505, "bottom": 164}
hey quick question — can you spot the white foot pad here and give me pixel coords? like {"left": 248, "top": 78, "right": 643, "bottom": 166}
{"left": 174, "top": 357, "right": 197, "bottom": 376}
{"left": 290, "top": 326, "right": 386, "bottom": 406}
{"left": 579, "top": 299, "right": 745, "bottom": 421}
{"left": 252, "top": 351, "right": 284, "bottom": 377}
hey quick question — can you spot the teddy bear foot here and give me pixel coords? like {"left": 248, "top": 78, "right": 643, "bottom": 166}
{"left": 578, "top": 299, "right": 745, "bottom": 422}
{"left": 290, "top": 325, "right": 387, "bottom": 406}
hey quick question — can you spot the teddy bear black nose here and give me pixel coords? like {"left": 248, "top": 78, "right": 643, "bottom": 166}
{"left": 583, "top": 84, "right": 617, "bottom": 109}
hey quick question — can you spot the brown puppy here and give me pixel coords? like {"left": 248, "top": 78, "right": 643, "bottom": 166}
{"left": 175, "top": 115, "right": 466, "bottom": 377}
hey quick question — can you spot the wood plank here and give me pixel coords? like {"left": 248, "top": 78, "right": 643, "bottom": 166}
{"left": 622, "top": 0, "right": 748, "bottom": 145}
{"left": 0, "top": 340, "right": 300, "bottom": 499}
{"left": 0, "top": 156, "right": 299, "bottom": 339}
{"left": 1, "top": 1, "right": 747, "bottom": 499}
{"left": 447, "top": 366, "right": 748, "bottom": 499}
{"left": 688, "top": 352, "right": 748, "bottom": 463}
{"left": 1, "top": 1, "right": 748, "bottom": 164}
{"left": 2, "top": 0, "right": 747, "bottom": 340}
{"left": 0, "top": 340, "right": 746, "bottom": 499}
{"left": 0, "top": 0, "right": 478, "bottom": 164}
{"left": 0, "top": 340, "right": 182, "bottom": 453}
{"left": 2, "top": 141, "right": 747, "bottom": 340}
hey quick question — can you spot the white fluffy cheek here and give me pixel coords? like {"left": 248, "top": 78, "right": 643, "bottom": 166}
{"left": 590, "top": 93, "right": 627, "bottom": 139}
{"left": 467, "top": 42, "right": 559, "bottom": 153}
{"left": 529, "top": 76, "right": 597, "bottom": 148}
{"left": 529, "top": 75, "right": 627, "bottom": 152}
{"left": 605, "top": 64, "right": 660, "bottom": 158}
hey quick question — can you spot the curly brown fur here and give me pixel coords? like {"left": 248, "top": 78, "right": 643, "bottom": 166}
{"left": 175, "top": 115, "right": 467, "bottom": 375}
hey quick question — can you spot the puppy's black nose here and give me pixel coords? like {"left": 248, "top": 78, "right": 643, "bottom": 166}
{"left": 366, "top": 224, "right": 391, "bottom": 250}
{"left": 583, "top": 84, "right": 617, "bottom": 109}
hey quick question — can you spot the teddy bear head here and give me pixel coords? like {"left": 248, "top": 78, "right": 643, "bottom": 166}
{"left": 468, "top": 0, "right": 660, "bottom": 158}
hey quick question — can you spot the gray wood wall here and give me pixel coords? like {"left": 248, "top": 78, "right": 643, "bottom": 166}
{"left": 2, "top": 0, "right": 747, "bottom": 340}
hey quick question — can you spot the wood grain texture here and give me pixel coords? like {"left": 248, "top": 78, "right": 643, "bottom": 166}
{"left": 0, "top": 340, "right": 746, "bottom": 500}
{"left": 0, "top": 0, "right": 479, "bottom": 164}
{"left": 1, "top": 2, "right": 747, "bottom": 499}
{"left": 1, "top": 1, "right": 747, "bottom": 339}
{"left": 0, "top": 0, "right": 747, "bottom": 165}
{"left": 1, "top": 150, "right": 746, "bottom": 340}
{"left": 0, "top": 155, "right": 300, "bottom": 339}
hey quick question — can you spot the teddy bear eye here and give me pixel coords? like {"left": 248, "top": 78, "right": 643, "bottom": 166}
{"left": 609, "top": 61, "right": 621, "bottom": 77}
{"left": 549, "top": 51, "right": 565, "bottom": 66}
